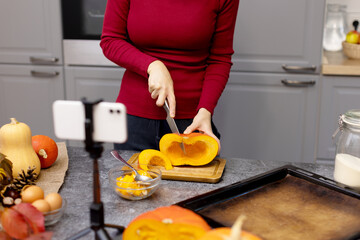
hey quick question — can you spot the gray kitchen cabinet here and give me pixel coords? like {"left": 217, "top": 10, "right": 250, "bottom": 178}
{"left": 213, "top": 72, "right": 319, "bottom": 163}
{"left": 317, "top": 76, "right": 360, "bottom": 162}
{"left": 64, "top": 66, "right": 125, "bottom": 148}
{"left": 233, "top": 0, "right": 325, "bottom": 74}
{"left": 214, "top": 0, "right": 326, "bottom": 162}
{"left": 0, "top": 0, "right": 63, "bottom": 65}
{"left": 65, "top": 66, "right": 124, "bottom": 102}
{"left": 0, "top": 65, "right": 64, "bottom": 140}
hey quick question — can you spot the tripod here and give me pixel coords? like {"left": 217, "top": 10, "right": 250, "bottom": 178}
{"left": 68, "top": 99, "right": 124, "bottom": 240}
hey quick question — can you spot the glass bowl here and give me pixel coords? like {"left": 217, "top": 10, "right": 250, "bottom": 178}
{"left": 44, "top": 198, "right": 67, "bottom": 226}
{"left": 108, "top": 165, "right": 161, "bottom": 200}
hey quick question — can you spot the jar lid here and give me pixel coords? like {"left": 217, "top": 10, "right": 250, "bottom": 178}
{"left": 342, "top": 109, "right": 360, "bottom": 129}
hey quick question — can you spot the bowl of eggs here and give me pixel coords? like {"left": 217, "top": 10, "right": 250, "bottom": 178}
{"left": 43, "top": 197, "right": 67, "bottom": 226}
{"left": 21, "top": 185, "right": 66, "bottom": 226}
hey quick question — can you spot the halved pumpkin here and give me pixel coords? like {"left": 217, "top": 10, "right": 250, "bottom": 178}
{"left": 138, "top": 149, "right": 173, "bottom": 170}
{"left": 198, "top": 215, "right": 262, "bottom": 240}
{"left": 159, "top": 133, "right": 218, "bottom": 166}
{"left": 122, "top": 205, "right": 211, "bottom": 240}
{"left": 198, "top": 228, "right": 262, "bottom": 240}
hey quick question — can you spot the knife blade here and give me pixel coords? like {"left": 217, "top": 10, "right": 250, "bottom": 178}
{"left": 163, "top": 101, "right": 186, "bottom": 154}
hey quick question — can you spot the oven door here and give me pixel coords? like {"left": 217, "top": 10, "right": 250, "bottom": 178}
{"left": 62, "top": 0, "right": 106, "bottom": 39}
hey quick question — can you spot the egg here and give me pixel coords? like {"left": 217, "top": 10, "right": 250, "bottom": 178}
{"left": 21, "top": 186, "right": 44, "bottom": 203}
{"left": 32, "top": 199, "right": 51, "bottom": 213}
{"left": 44, "top": 192, "right": 63, "bottom": 211}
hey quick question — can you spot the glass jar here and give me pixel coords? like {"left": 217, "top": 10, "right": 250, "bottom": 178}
{"left": 333, "top": 110, "right": 360, "bottom": 191}
{"left": 323, "top": 4, "right": 347, "bottom": 52}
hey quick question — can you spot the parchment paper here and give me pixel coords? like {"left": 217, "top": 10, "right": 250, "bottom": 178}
{"left": 198, "top": 175, "right": 360, "bottom": 240}
{"left": 36, "top": 142, "right": 69, "bottom": 196}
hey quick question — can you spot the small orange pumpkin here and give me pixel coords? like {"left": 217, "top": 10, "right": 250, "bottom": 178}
{"left": 31, "top": 135, "right": 58, "bottom": 169}
{"left": 138, "top": 149, "right": 173, "bottom": 170}
{"left": 198, "top": 215, "right": 262, "bottom": 240}
{"left": 159, "top": 133, "right": 218, "bottom": 166}
{"left": 122, "top": 205, "right": 211, "bottom": 240}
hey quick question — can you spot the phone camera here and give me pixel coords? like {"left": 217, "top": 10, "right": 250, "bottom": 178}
{"left": 109, "top": 109, "right": 121, "bottom": 114}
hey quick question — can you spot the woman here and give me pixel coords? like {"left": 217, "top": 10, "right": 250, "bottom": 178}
{"left": 100, "top": 0, "right": 239, "bottom": 152}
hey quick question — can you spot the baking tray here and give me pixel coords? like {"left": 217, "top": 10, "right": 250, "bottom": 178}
{"left": 176, "top": 165, "right": 360, "bottom": 240}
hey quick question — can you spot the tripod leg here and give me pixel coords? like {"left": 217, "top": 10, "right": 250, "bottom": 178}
{"left": 91, "top": 202, "right": 105, "bottom": 228}
{"left": 67, "top": 228, "right": 92, "bottom": 240}
{"left": 95, "top": 228, "right": 112, "bottom": 240}
{"left": 105, "top": 223, "right": 125, "bottom": 235}
{"left": 104, "top": 223, "right": 125, "bottom": 231}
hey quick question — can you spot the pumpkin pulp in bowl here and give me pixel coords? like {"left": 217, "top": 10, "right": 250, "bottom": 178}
{"left": 108, "top": 165, "right": 161, "bottom": 200}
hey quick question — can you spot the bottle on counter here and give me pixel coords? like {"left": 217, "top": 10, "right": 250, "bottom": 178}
{"left": 333, "top": 109, "right": 360, "bottom": 191}
{"left": 323, "top": 4, "right": 347, "bottom": 52}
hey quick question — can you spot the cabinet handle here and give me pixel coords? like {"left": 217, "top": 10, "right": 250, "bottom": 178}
{"left": 31, "top": 70, "right": 59, "bottom": 78}
{"left": 282, "top": 64, "right": 316, "bottom": 72}
{"left": 281, "top": 79, "right": 316, "bottom": 87}
{"left": 30, "top": 56, "right": 59, "bottom": 64}
{"left": 88, "top": 11, "right": 104, "bottom": 18}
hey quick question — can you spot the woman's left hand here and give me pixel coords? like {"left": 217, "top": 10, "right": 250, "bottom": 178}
{"left": 183, "top": 108, "right": 221, "bottom": 152}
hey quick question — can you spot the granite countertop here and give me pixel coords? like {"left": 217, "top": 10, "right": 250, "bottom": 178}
{"left": 322, "top": 50, "right": 360, "bottom": 76}
{"left": 47, "top": 147, "right": 337, "bottom": 240}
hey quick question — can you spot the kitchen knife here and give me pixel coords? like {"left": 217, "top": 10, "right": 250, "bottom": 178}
{"left": 163, "top": 101, "right": 186, "bottom": 154}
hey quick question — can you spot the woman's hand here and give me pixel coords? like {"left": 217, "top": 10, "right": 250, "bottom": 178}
{"left": 147, "top": 60, "right": 176, "bottom": 117}
{"left": 183, "top": 108, "right": 221, "bottom": 152}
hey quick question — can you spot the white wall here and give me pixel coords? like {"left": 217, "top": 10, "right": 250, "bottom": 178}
{"left": 327, "top": 0, "right": 360, "bottom": 11}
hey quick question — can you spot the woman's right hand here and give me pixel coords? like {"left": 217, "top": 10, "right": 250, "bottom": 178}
{"left": 147, "top": 60, "right": 176, "bottom": 118}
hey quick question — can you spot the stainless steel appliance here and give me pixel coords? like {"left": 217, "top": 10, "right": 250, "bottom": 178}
{"left": 61, "top": 0, "right": 114, "bottom": 66}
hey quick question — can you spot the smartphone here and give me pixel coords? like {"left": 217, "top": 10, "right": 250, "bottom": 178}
{"left": 52, "top": 100, "right": 127, "bottom": 143}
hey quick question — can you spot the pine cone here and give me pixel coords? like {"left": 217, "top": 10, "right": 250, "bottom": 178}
{"left": 12, "top": 166, "right": 38, "bottom": 191}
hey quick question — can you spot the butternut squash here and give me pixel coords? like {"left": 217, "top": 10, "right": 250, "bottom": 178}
{"left": 0, "top": 118, "right": 41, "bottom": 178}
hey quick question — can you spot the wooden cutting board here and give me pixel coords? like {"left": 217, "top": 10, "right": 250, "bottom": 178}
{"left": 127, "top": 153, "right": 226, "bottom": 183}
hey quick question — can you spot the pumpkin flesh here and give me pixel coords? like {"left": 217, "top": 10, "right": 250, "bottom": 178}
{"left": 159, "top": 133, "right": 218, "bottom": 166}
{"left": 123, "top": 219, "right": 208, "bottom": 240}
{"left": 138, "top": 149, "right": 173, "bottom": 170}
{"left": 198, "top": 228, "right": 262, "bottom": 240}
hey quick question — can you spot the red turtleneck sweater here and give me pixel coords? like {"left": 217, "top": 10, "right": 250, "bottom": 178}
{"left": 100, "top": 0, "right": 239, "bottom": 119}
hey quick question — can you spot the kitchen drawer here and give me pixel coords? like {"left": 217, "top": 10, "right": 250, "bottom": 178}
{"left": 0, "top": 64, "right": 65, "bottom": 140}
{"left": 232, "top": 0, "right": 325, "bottom": 74}
{"left": 0, "top": 0, "right": 63, "bottom": 65}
